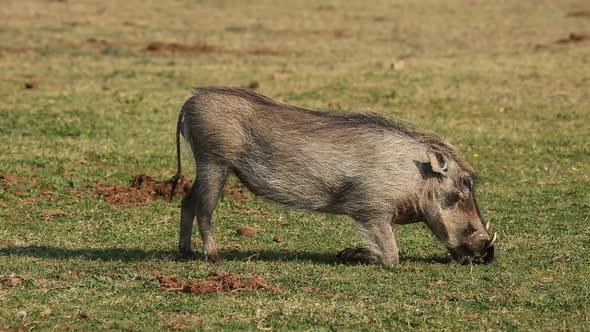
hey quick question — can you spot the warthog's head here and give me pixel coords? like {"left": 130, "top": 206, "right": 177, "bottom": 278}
{"left": 419, "top": 151, "right": 496, "bottom": 264}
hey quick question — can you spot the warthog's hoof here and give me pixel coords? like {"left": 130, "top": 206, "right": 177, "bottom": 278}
{"left": 179, "top": 249, "right": 196, "bottom": 260}
{"left": 205, "top": 252, "right": 223, "bottom": 264}
{"left": 337, "top": 247, "right": 379, "bottom": 265}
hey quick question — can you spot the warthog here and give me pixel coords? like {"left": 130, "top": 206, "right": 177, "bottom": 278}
{"left": 170, "top": 87, "right": 496, "bottom": 266}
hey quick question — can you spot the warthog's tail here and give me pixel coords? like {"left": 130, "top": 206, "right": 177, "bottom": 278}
{"left": 169, "top": 105, "right": 185, "bottom": 201}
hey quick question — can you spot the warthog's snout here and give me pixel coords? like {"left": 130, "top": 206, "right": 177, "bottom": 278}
{"left": 450, "top": 229, "right": 497, "bottom": 264}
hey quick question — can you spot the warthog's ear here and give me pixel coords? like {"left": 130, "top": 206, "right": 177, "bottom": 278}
{"left": 427, "top": 151, "right": 448, "bottom": 176}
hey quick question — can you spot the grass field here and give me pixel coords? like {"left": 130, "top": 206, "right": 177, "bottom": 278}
{"left": 1, "top": 0, "right": 589, "bottom": 330}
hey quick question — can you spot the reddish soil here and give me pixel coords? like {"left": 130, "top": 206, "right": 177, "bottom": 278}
{"left": 1, "top": 275, "right": 23, "bottom": 287}
{"left": 236, "top": 226, "right": 256, "bottom": 237}
{"left": 0, "top": 47, "right": 39, "bottom": 56}
{"left": 90, "top": 174, "right": 191, "bottom": 205}
{"left": 248, "top": 80, "right": 260, "bottom": 89}
{"left": 3, "top": 172, "right": 249, "bottom": 207}
{"left": 146, "top": 41, "right": 222, "bottom": 53}
{"left": 86, "top": 37, "right": 113, "bottom": 46}
{"left": 273, "top": 235, "right": 285, "bottom": 243}
{"left": 24, "top": 79, "right": 38, "bottom": 89}
{"left": 566, "top": 10, "right": 590, "bottom": 17}
{"left": 155, "top": 272, "right": 278, "bottom": 294}
{"left": 556, "top": 32, "right": 589, "bottom": 43}
{"left": 76, "top": 312, "right": 91, "bottom": 320}
{"left": 89, "top": 174, "right": 248, "bottom": 206}
{"left": 0, "top": 174, "right": 19, "bottom": 187}
{"left": 223, "top": 183, "right": 249, "bottom": 202}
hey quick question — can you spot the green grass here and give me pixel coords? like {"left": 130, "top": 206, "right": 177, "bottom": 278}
{"left": 1, "top": 0, "right": 589, "bottom": 330}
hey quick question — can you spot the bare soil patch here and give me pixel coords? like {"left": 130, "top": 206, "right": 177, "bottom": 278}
{"left": 89, "top": 175, "right": 250, "bottom": 206}
{"left": 0, "top": 47, "right": 39, "bottom": 56}
{"left": 146, "top": 41, "right": 222, "bottom": 53}
{"left": 86, "top": 37, "right": 113, "bottom": 46}
{"left": 566, "top": 10, "right": 590, "bottom": 17}
{"left": 248, "top": 80, "right": 260, "bottom": 89}
{"left": 155, "top": 272, "right": 278, "bottom": 294}
{"left": 73, "top": 38, "right": 290, "bottom": 57}
{"left": 236, "top": 226, "right": 256, "bottom": 237}
{"left": 24, "top": 79, "right": 37, "bottom": 89}
{"left": 1, "top": 275, "right": 23, "bottom": 287}
{"left": 223, "top": 183, "right": 249, "bottom": 202}
{"left": 90, "top": 174, "right": 191, "bottom": 205}
{"left": 556, "top": 32, "right": 589, "bottom": 44}
{"left": 2, "top": 172, "right": 249, "bottom": 207}
{"left": 0, "top": 174, "right": 19, "bottom": 187}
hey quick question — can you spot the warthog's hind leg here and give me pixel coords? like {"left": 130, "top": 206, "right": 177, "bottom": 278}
{"left": 178, "top": 162, "right": 229, "bottom": 262}
{"left": 194, "top": 162, "right": 229, "bottom": 263}
{"left": 178, "top": 184, "right": 197, "bottom": 258}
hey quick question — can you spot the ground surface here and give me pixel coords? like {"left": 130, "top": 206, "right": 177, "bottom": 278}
{"left": 1, "top": 0, "right": 589, "bottom": 330}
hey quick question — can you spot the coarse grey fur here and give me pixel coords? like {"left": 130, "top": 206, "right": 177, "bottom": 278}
{"left": 170, "top": 87, "right": 497, "bottom": 266}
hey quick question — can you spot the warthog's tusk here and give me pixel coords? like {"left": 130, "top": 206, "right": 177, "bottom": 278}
{"left": 486, "top": 232, "right": 497, "bottom": 248}
{"left": 485, "top": 221, "right": 490, "bottom": 231}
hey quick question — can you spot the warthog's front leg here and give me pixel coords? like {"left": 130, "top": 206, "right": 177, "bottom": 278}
{"left": 338, "top": 217, "right": 400, "bottom": 266}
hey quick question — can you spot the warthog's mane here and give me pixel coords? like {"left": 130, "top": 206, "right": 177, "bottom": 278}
{"left": 192, "top": 87, "right": 475, "bottom": 176}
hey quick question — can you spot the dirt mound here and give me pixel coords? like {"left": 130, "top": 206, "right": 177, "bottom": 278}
{"left": 248, "top": 80, "right": 260, "bottom": 89}
{"left": 566, "top": 10, "right": 590, "bottom": 17}
{"left": 24, "top": 79, "right": 38, "bottom": 89}
{"left": 223, "top": 183, "right": 249, "bottom": 202}
{"left": 146, "top": 41, "right": 222, "bottom": 53}
{"left": 1, "top": 274, "right": 23, "bottom": 287}
{"left": 155, "top": 272, "right": 278, "bottom": 294}
{"left": 556, "top": 32, "right": 589, "bottom": 44}
{"left": 90, "top": 174, "right": 191, "bottom": 205}
{"left": 236, "top": 226, "right": 256, "bottom": 237}
{"left": 0, "top": 174, "right": 19, "bottom": 187}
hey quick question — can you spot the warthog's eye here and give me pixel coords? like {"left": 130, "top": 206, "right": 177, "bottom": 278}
{"left": 444, "top": 191, "right": 462, "bottom": 207}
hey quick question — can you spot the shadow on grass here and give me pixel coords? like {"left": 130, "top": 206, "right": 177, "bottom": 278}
{"left": 0, "top": 245, "right": 452, "bottom": 265}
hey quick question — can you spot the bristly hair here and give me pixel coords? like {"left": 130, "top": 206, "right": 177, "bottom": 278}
{"left": 191, "top": 86, "right": 475, "bottom": 175}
